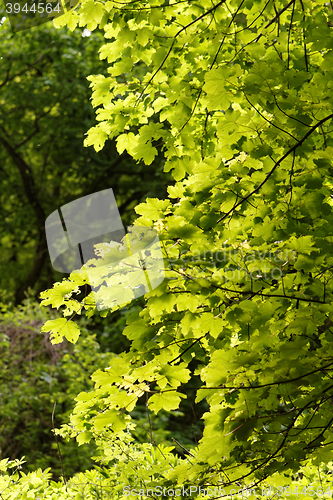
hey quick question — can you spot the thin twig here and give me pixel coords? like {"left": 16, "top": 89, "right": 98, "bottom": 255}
{"left": 52, "top": 402, "right": 67, "bottom": 486}
{"left": 171, "top": 437, "right": 195, "bottom": 458}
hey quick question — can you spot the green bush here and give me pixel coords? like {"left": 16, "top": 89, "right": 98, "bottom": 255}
{"left": 0, "top": 299, "right": 114, "bottom": 480}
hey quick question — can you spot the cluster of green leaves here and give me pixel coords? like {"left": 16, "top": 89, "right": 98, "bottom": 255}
{"left": 38, "top": 0, "right": 333, "bottom": 493}
{"left": 0, "top": 455, "right": 333, "bottom": 499}
{"left": 0, "top": 442, "right": 181, "bottom": 499}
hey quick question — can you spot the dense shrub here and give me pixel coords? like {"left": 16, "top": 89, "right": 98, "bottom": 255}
{"left": 0, "top": 299, "right": 114, "bottom": 479}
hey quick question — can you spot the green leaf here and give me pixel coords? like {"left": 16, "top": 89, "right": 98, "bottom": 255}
{"left": 149, "top": 392, "right": 186, "bottom": 414}
{"left": 135, "top": 198, "right": 171, "bottom": 219}
{"left": 83, "top": 126, "right": 108, "bottom": 152}
{"left": 79, "top": 0, "right": 104, "bottom": 30}
{"left": 158, "top": 364, "right": 191, "bottom": 389}
{"left": 116, "top": 132, "right": 138, "bottom": 155}
{"left": 133, "top": 142, "right": 157, "bottom": 165}
{"left": 41, "top": 318, "right": 80, "bottom": 344}
{"left": 40, "top": 281, "right": 79, "bottom": 309}
{"left": 77, "top": 431, "right": 92, "bottom": 446}
{"left": 53, "top": 11, "right": 79, "bottom": 31}
{"left": 94, "top": 409, "right": 127, "bottom": 432}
